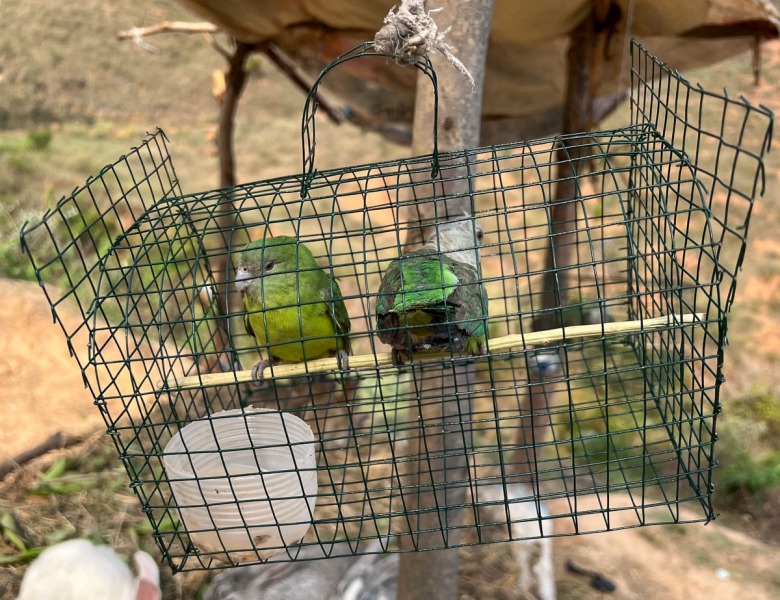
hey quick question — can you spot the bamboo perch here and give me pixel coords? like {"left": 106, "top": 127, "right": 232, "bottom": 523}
{"left": 157, "top": 313, "right": 704, "bottom": 391}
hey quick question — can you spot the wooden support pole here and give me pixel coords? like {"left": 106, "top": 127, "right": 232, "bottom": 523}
{"left": 217, "top": 42, "right": 255, "bottom": 189}
{"left": 514, "top": 0, "right": 621, "bottom": 493}
{"left": 396, "top": 3, "right": 495, "bottom": 600}
{"left": 535, "top": 6, "right": 603, "bottom": 333}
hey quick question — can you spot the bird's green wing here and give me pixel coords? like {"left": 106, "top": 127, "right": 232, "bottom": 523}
{"left": 376, "top": 259, "right": 401, "bottom": 316}
{"left": 376, "top": 251, "right": 488, "bottom": 354}
{"left": 242, "top": 294, "right": 257, "bottom": 339}
{"left": 322, "top": 275, "right": 352, "bottom": 355}
{"left": 447, "top": 261, "right": 489, "bottom": 340}
{"left": 455, "top": 283, "right": 490, "bottom": 339}
{"left": 382, "top": 255, "right": 459, "bottom": 313}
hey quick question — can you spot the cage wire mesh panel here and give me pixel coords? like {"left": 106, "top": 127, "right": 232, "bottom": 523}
{"left": 20, "top": 41, "right": 773, "bottom": 572}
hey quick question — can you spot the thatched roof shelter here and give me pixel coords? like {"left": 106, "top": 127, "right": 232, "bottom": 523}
{"left": 177, "top": 0, "right": 780, "bottom": 143}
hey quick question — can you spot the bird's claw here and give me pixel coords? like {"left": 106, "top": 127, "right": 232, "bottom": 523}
{"left": 250, "top": 358, "right": 274, "bottom": 388}
{"left": 464, "top": 337, "right": 488, "bottom": 357}
{"left": 391, "top": 348, "right": 407, "bottom": 366}
{"left": 336, "top": 350, "right": 351, "bottom": 373}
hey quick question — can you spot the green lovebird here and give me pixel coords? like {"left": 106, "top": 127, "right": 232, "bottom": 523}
{"left": 235, "top": 236, "right": 351, "bottom": 382}
{"left": 375, "top": 218, "right": 489, "bottom": 365}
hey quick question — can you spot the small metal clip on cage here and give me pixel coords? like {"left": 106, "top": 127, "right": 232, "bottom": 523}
{"left": 18, "top": 39, "right": 774, "bottom": 573}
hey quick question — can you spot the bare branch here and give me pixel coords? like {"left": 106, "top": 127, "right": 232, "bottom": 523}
{"left": 117, "top": 21, "right": 219, "bottom": 41}
{"left": 204, "top": 32, "right": 233, "bottom": 61}
{"left": 263, "top": 44, "right": 344, "bottom": 124}
{"left": 0, "top": 431, "right": 89, "bottom": 481}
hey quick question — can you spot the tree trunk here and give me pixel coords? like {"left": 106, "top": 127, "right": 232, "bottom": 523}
{"left": 396, "top": 2, "right": 495, "bottom": 600}
{"left": 533, "top": 6, "right": 608, "bottom": 334}
{"left": 513, "top": 0, "right": 618, "bottom": 526}
{"left": 217, "top": 42, "right": 254, "bottom": 189}
{"left": 209, "top": 41, "right": 255, "bottom": 373}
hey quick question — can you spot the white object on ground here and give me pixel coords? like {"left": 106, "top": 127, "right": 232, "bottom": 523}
{"left": 17, "top": 538, "right": 161, "bottom": 600}
{"left": 715, "top": 567, "right": 731, "bottom": 580}
{"left": 476, "top": 483, "right": 556, "bottom": 600}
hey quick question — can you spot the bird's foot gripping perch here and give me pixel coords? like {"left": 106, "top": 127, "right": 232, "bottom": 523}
{"left": 391, "top": 348, "right": 408, "bottom": 366}
{"left": 250, "top": 357, "right": 280, "bottom": 387}
{"left": 336, "top": 349, "right": 351, "bottom": 373}
{"left": 465, "top": 335, "right": 488, "bottom": 358}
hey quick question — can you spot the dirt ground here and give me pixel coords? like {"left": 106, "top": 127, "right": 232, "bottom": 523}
{"left": 0, "top": 278, "right": 106, "bottom": 460}
{"left": 550, "top": 497, "right": 780, "bottom": 600}
{"left": 2, "top": 276, "right": 779, "bottom": 598}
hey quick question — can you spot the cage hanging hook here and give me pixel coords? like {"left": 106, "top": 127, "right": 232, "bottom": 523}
{"left": 299, "top": 45, "right": 441, "bottom": 198}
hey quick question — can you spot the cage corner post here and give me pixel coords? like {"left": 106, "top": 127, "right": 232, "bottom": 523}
{"left": 395, "top": 2, "right": 495, "bottom": 599}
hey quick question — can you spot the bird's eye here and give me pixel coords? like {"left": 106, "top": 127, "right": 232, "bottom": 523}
{"left": 476, "top": 229, "right": 484, "bottom": 242}
{"left": 264, "top": 261, "right": 275, "bottom": 272}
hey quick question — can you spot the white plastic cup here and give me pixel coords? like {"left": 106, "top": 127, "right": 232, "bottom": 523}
{"left": 163, "top": 408, "right": 318, "bottom": 562}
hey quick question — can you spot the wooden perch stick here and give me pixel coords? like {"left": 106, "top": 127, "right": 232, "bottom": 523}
{"left": 158, "top": 313, "right": 705, "bottom": 392}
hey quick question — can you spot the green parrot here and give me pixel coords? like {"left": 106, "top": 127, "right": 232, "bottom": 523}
{"left": 235, "top": 236, "right": 351, "bottom": 382}
{"left": 375, "top": 218, "right": 489, "bottom": 365}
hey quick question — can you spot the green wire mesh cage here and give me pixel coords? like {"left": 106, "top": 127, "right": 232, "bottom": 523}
{"left": 20, "top": 41, "right": 772, "bottom": 572}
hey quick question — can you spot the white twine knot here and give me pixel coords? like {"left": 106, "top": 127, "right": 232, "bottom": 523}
{"left": 374, "top": 0, "right": 475, "bottom": 88}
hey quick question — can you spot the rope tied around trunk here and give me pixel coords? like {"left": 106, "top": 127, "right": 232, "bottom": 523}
{"left": 373, "top": 0, "right": 475, "bottom": 88}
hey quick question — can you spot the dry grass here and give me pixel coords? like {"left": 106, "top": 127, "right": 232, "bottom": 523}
{"left": 0, "top": 435, "right": 210, "bottom": 598}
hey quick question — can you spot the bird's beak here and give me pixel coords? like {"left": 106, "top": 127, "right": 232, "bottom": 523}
{"left": 235, "top": 267, "right": 252, "bottom": 293}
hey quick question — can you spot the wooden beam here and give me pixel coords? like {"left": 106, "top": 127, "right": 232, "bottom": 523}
{"left": 681, "top": 20, "right": 779, "bottom": 40}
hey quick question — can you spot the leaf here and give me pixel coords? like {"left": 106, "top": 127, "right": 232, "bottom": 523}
{"left": 45, "top": 526, "right": 76, "bottom": 545}
{"left": 30, "top": 473, "right": 103, "bottom": 495}
{"left": 132, "top": 514, "right": 179, "bottom": 536}
{"left": 1, "top": 513, "right": 27, "bottom": 552}
{"left": 40, "top": 456, "right": 69, "bottom": 481}
{"left": 0, "top": 546, "right": 46, "bottom": 565}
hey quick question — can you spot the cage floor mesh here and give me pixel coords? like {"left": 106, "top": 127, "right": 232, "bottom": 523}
{"left": 20, "top": 41, "right": 772, "bottom": 571}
